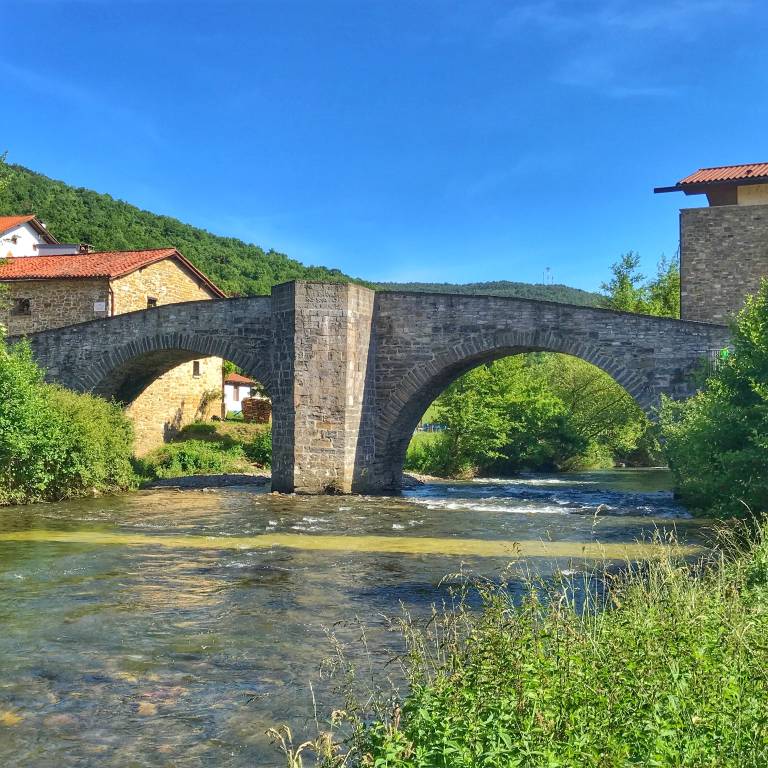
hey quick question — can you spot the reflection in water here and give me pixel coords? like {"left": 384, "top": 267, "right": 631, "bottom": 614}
{"left": 0, "top": 469, "right": 705, "bottom": 767}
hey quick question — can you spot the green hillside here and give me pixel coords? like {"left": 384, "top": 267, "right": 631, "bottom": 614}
{"left": 0, "top": 164, "right": 603, "bottom": 306}
{"left": 374, "top": 280, "right": 603, "bottom": 306}
{"left": 0, "top": 165, "right": 362, "bottom": 296}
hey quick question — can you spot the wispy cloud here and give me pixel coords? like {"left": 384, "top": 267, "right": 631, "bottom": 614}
{"left": 494, "top": 0, "right": 752, "bottom": 98}
{"left": 0, "top": 59, "right": 161, "bottom": 140}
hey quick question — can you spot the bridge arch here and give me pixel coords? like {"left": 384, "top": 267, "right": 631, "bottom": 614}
{"left": 373, "top": 328, "right": 657, "bottom": 489}
{"left": 80, "top": 332, "right": 274, "bottom": 404}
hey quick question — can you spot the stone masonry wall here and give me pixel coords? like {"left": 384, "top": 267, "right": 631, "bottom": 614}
{"left": 111, "top": 258, "right": 217, "bottom": 312}
{"left": 680, "top": 204, "right": 768, "bottom": 323}
{"left": 270, "top": 282, "right": 375, "bottom": 493}
{"left": 126, "top": 357, "right": 222, "bottom": 454}
{"left": 110, "top": 260, "right": 224, "bottom": 453}
{"left": 2, "top": 279, "right": 110, "bottom": 335}
{"left": 26, "top": 283, "right": 731, "bottom": 494}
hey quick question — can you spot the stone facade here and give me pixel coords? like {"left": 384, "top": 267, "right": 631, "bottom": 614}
{"left": 126, "top": 357, "right": 222, "bottom": 454}
{"left": 112, "top": 258, "right": 217, "bottom": 313}
{"left": 1, "top": 258, "right": 225, "bottom": 454}
{"left": 2, "top": 279, "right": 111, "bottom": 335}
{"left": 111, "top": 259, "right": 224, "bottom": 453}
{"left": 25, "top": 282, "right": 730, "bottom": 494}
{"left": 680, "top": 204, "right": 768, "bottom": 323}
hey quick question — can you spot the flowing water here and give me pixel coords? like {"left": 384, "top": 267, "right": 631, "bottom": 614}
{"left": 0, "top": 469, "right": 707, "bottom": 767}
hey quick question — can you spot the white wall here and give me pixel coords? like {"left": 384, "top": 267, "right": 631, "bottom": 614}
{"left": 224, "top": 382, "right": 253, "bottom": 413}
{"left": 737, "top": 184, "right": 768, "bottom": 206}
{"left": 0, "top": 222, "right": 47, "bottom": 259}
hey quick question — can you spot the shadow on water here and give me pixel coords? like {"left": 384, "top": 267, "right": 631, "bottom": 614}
{"left": 0, "top": 469, "right": 708, "bottom": 767}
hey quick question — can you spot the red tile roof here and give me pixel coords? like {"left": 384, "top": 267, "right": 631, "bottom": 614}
{"left": 679, "top": 163, "right": 768, "bottom": 186}
{"left": 0, "top": 215, "right": 58, "bottom": 243}
{"left": 0, "top": 248, "right": 226, "bottom": 297}
{"left": 0, "top": 215, "right": 36, "bottom": 235}
{"left": 224, "top": 372, "right": 256, "bottom": 385}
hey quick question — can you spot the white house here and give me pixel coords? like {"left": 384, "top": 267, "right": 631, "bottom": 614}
{"left": 0, "top": 215, "right": 74, "bottom": 258}
{"left": 224, "top": 372, "right": 257, "bottom": 413}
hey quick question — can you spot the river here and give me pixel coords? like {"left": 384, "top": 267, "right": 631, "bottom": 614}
{"left": 0, "top": 469, "right": 706, "bottom": 767}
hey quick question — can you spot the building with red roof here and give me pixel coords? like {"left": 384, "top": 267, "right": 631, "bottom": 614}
{"left": 655, "top": 162, "right": 768, "bottom": 207}
{"left": 655, "top": 163, "right": 768, "bottom": 324}
{"left": 0, "top": 215, "right": 229, "bottom": 452}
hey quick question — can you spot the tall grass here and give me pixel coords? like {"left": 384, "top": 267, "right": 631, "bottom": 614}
{"left": 274, "top": 526, "right": 768, "bottom": 767}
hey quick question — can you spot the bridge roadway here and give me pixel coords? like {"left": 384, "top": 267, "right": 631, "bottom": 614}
{"left": 23, "top": 281, "right": 729, "bottom": 494}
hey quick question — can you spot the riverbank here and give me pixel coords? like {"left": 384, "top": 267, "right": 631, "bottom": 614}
{"left": 300, "top": 522, "right": 768, "bottom": 767}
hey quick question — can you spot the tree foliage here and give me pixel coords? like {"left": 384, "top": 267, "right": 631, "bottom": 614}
{"left": 0, "top": 164, "right": 365, "bottom": 296}
{"left": 601, "top": 251, "right": 680, "bottom": 318}
{"left": 0, "top": 333, "right": 136, "bottom": 503}
{"left": 375, "top": 280, "right": 603, "bottom": 306}
{"left": 407, "top": 354, "right": 654, "bottom": 477}
{"left": 661, "top": 280, "right": 768, "bottom": 517}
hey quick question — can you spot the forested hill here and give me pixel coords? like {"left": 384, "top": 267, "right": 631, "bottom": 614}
{"left": 0, "top": 165, "right": 361, "bottom": 296}
{"left": 375, "top": 281, "right": 603, "bottom": 306}
{"left": 0, "top": 164, "right": 603, "bottom": 305}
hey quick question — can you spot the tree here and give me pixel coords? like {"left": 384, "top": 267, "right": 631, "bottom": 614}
{"left": 601, "top": 252, "right": 680, "bottom": 318}
{"left": 0, "top": 152, "right": 11, "bottom": 192}
{"left": 661, "top": 279, "right": 768, "bottom": 517}
{"left": 406, "top": 354, "right": 652, "bottom": 477}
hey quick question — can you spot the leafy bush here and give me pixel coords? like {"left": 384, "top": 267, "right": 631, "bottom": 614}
{"left": 0, "top": 337, "right": 136, "bottom": 503}
{"left": 138, "top": 439, "right": 247, "bottom": 479}
{"left": 243, "top": 427, "right": 272, "bottom": 466}
{"left": 661, "top": 280, "right": 768, "bottom": 517}
{"left": 289, "top": 527, "right": 768, "bottom": 767}
{"left": 178, "top": 421, "right": 219, "bottom": 438}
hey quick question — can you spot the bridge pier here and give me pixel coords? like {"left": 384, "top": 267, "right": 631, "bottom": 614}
{"left": 270, "top": 282, "right": 376, "bottom": 493}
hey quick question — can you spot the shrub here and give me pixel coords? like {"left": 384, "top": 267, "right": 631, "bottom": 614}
{"left": 138, "top": 439, "right": 246, "bottom": 479}
{"left": 178, "top": 421, "right": 218, "bottom": 438}
{"left": 0, "top": 337, "right": 136, "bottom": 503}
{"left": 243, "top": 427, "right": 272, "bottom": 467}
{"left": 661, "top": 280, "right": 768, "bottom": 517}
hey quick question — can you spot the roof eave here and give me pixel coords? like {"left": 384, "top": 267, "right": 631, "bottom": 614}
{"left": 655, "top": 177, "right": 768, "bottom": 195}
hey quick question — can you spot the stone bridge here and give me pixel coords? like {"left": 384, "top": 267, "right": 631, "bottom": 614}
{"left": 24, "top": 281, "right": 729, "bottom": 494}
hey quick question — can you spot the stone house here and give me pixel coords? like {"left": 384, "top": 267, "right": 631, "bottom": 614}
{"left": 0, "top": 215, "right": 226, "bottom": 453}
{"left": 655, "top": 162, "right": 768, "bottom": 323}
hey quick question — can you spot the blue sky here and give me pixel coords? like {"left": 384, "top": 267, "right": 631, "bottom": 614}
{"left": 2, "top": 1, "right": 767, "bottom": 290}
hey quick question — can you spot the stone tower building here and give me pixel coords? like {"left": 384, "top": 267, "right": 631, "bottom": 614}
{"left": 656, "top": 162, "right": 768, "bottom": 323}
{"left": 0, "top": 215, "right": 226, "bottom": 453}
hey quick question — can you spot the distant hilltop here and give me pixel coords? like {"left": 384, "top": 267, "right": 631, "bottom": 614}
{"left": 0, "top": 164, "right": 602, "bottom": 306}
{"left": 374, "top": 280, "right": 602, "bottom": 306}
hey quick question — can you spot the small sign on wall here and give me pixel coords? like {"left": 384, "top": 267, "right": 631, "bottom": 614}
{"left": 94, "top": 301, "right": 107, "bottom": 313}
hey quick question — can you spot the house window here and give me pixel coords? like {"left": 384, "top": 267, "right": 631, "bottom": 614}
{"left": 192, "top": 361, "right": 201, "bottom": 378}
{"left": 147, "top": 296, "right": 158, "bottom": 309}
{"left": 233, "top": 385, "right": 241, "bottom": 402}
{"left": 11, "top": 298, "right": 31, "bottom": 316}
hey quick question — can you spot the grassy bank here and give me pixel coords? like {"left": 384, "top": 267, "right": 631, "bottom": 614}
{"left": 135, "top": 420, "right": 271, "bottom": 480}
{"left": 280, "top": 526, "right": 768, "bottom": 767}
